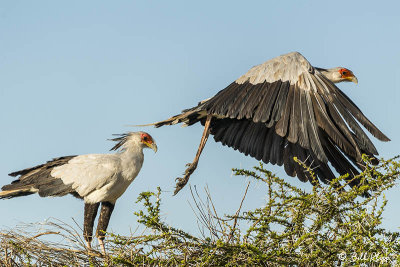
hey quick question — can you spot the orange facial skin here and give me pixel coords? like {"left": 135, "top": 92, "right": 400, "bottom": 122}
{"left": 339, "top": 68, "right": 354, "bottom": 79}
{"left": 141, "top": 133, "right": 154, "bottom": 144}
{"left": 339, "top": 68, "right": 358, "bottom": 83}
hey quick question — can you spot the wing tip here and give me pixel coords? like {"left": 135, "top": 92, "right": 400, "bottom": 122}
{"left": 8, "top": 171, "right": 20, "bottom": 177}
{"left": 0, "top": 188, "right": 36, "bottom": 199}
{"left": 380, "top": 135, "right": 391, "bottom": 142}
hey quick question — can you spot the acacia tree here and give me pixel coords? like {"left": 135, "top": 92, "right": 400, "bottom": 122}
{"left": 1, "top": 156, "right": 399, "bottom": 266}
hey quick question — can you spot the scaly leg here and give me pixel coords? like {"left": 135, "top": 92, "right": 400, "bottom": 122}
{"left": 96, "top": 201, "right": 115, "bottom": 255}
{"left": 174, "top": 115, "right": 212, "bottom": 195}
{"left": 83, "top": 202, "right": 100, "bottom": 250}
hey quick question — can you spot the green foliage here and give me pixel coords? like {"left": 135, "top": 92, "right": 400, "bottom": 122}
{"left": 1, "top": 157, "right": 399, "bottom": 266}
{"left": 108, "top": 156, "right": 400, "bottom": 266}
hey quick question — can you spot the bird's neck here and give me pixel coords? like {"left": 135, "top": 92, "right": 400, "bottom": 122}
{"left": 119, "top": 146, "right": 144, "bottom": 161}
{"left": 118, "top": 146, "right": 145, "bottom": 180}
{"left": 318, "top": 69, "right": 332, "bottom": 79}
{"left": 317, "top": 68, "right": 341, "bottom": 83}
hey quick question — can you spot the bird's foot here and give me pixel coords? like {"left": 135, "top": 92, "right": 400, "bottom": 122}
{"left": 98, "top": 238, "right": 106, "bottom": 255}
{"left": 174, "top": 163, "right": 198, "bottom": 195}
{"left": 85, "top": 241, "right": 92, "bottom": 251}
{"left": 184, "top": 162, "right": 198, "bottom": 175}
{"left": 85, "top": 241, "right": 103, "bottom": 257}
{"left": 174, "top": 176, "right": 189, "bottom": 195}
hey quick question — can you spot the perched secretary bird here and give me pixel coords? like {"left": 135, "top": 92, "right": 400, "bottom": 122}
{"left": 143, "top": 52, "right": 389, "bottom": 195}
{"left": 0, "top": 131, "right": 157, "bottom": 254}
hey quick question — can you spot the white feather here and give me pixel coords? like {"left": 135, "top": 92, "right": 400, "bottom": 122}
{"left": 235, "top": 52, "right": 312, "bottom": 85}
{"left": 50, "top": 133, "right": 149, "bottom": 204}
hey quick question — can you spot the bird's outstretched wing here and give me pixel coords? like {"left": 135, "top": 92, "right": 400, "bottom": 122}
{"left": 151, "top": 52, "right": 389, "bottom": 185}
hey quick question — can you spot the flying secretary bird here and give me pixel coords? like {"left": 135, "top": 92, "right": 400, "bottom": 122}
{"left": 0, "top": 132, "right": 157, "bottom": 254}
{"left": 144, "top": 52, "right": 389, "bottom": 195}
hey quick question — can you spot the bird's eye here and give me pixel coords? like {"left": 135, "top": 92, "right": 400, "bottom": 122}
{"left": 143, "top": 136, "right": 148, "bottom": 141}
{"left": 342, "top": 71, "right": 347, "bottom": 76}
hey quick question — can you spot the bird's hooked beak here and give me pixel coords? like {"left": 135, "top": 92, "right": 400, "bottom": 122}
{"left": 342, "top": 68, "right": 358, "bottom": 84}
{"left": 348, "top": 75, "right": 358, "bottom": 84}
{"left": 145, "top": 142, "right": 158, "bottom": 153}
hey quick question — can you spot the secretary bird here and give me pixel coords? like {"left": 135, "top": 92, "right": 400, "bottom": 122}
{"left": 0, "top": 131, "right": 157, "bottom": 254}
{"left": 143, "top": 52, "right": 389, "bottom": 195}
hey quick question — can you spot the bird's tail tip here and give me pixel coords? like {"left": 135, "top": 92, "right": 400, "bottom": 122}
{"left": 125, "top": 122, "right": 159, "bottom": 127}
{"left": 126, "top": 116, "right": 185, "bottom": 128}
{"left": 126, "top": 108, "right": 202, "bottom": 129}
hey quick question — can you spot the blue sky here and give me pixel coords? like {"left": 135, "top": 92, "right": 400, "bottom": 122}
{"left": 1, "top": 0, "right": 399, "bottom": 243}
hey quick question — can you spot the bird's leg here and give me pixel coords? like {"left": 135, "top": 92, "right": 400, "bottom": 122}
{"left": 174, "top": 114, "right": 212, "bottom": 195}
{"left": 83, "top": 202, "right": 100, "bottom": 250}
{"left": 96, "top": 201, "right": 115, "bottom": 255}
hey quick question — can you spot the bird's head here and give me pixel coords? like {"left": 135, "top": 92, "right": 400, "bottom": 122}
{"left": 318, "top": 67, "right": 358, "bottom": 84}
{"left": 139, "top": 132, "right": 158, "bottom": 152}
{"left": 110, "top": 132, "right": 157, "bottom": 153}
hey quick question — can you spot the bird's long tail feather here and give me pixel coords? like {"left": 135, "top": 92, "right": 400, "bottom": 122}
{"left": 130, "top": 98, "right": 211, "bottom": 128}
{"left": 131, "top": 109, "right": 206, "bottom": 128}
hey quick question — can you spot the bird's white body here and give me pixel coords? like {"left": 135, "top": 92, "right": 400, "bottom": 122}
{"left": 1, "top": 131, "right": 157, "bottom": 254}
{"left": 51, "top": 148, "right": 144, "bottom": 204}
{"left": 1, "top": 131, "right": 157, "bottom": 202}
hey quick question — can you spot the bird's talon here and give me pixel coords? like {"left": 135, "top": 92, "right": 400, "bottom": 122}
{"left": 175, "top": 177, "right": 184, "bottom": 183}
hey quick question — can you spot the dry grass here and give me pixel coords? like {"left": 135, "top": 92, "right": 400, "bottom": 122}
{"left": 0, "top": 219, "right": 108, "bottom": 266}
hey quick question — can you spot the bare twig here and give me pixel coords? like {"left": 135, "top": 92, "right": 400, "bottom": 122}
{"left": 227, "top": 181, "right": 250, "bottom": 243}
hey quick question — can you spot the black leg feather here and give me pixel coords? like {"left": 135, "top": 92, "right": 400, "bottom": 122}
{"left": 84, "top": 203, "right": 100, "bottom": 247}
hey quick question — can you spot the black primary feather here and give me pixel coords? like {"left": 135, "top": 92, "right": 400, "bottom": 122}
{"left": 2, "top": 156, "right": 77, "bottom": 199}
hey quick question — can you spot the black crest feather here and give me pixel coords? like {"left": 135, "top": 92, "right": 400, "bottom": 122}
{"left": 109, "top": 133, "right": 130, "bottom": 151}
